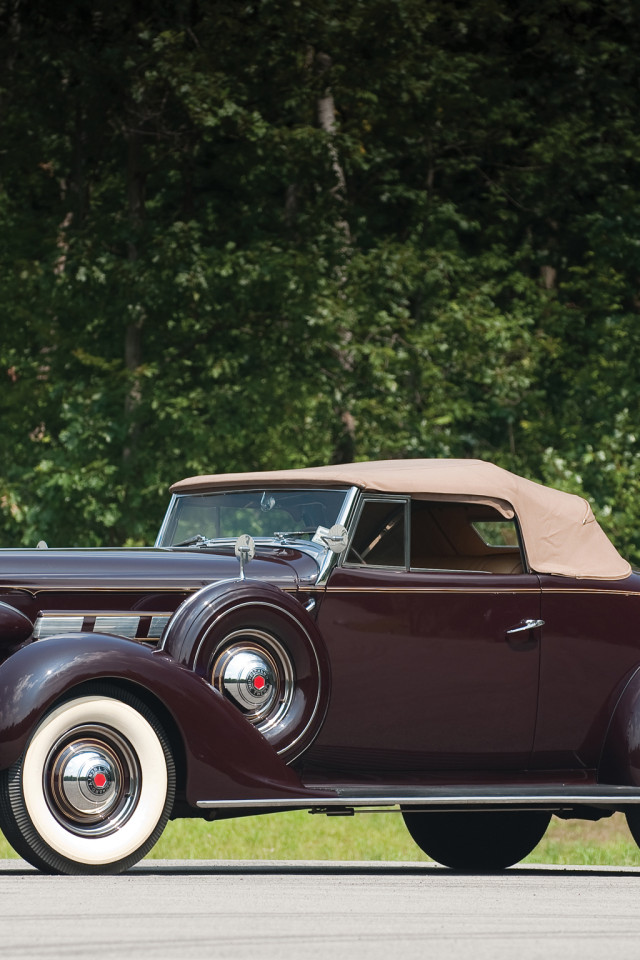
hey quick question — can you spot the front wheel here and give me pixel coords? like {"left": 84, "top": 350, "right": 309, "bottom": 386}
{"left": 402, "top": 809, "right": 550, "bottom": 870}
{"left": 0, "top": 684, "right": 175, "bottom": 875}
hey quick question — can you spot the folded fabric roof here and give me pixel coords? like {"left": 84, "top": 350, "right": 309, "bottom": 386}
{"left": 171, "top": 459, "right": 631, "bottom": 580}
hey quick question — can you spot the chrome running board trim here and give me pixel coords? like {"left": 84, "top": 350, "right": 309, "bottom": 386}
{"left": 197, "top": 784, "right": 640, "bottom": 810}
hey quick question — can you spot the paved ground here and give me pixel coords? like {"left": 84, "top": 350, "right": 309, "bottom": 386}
{"left": 0, "top": 860, "right": 639, "bottom": 960}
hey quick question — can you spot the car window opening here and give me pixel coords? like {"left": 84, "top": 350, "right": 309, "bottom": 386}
{"left": 346, "top": 500, "right": 406, "bottom": 567}
{"left": 346, "top": 498, "right": 523, "bottom": 573}
{"left": 410, "top": 500, "right": 523, "bottom": 574}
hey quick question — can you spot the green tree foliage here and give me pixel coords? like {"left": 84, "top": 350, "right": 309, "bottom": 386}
{"left": 1, "top": 0, "right": 639, "bottom": 560}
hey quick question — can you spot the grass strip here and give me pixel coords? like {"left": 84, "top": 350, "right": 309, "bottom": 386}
{"left": 4, "top": 811, "right": 639, "bottom": 865}
{"left": 1, "top": 812, "right": 638, "bottom": 865}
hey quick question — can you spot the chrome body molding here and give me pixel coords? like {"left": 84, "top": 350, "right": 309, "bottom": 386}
{"left": 148, "top": 615, "right": 171, "bottom": 639}
{"left": 33, "top": 612, "right": 172, "bottom": 642}
{"left": 538, "top": 588, "right": 640, "bottom": 597}
{"left": 323, "top": 586, "right": 541, "bottom": 595}
{"left": 506, "top": 618, "right": 545, "bottom": 636}
{"left": 94, "top": 615, "right": 139, "bottom": 639}
{"left": 33, "top": 615, "right": 84, "bottom": 638}
{"left": 196, "top": 784, "right": 640, "bottom": 810}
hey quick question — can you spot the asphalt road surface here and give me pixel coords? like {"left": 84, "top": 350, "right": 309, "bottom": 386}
{"left": 1, "top": 859, "right": 639, "bottom": 960}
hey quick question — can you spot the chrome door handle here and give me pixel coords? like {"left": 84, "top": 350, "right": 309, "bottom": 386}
{"left": 506, "top": 619, "right": 545, "bottom": 636}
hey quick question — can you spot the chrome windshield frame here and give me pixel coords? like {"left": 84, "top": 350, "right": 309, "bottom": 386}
{"left": 315, "top": 486, "right": 361, "bottom": 586}
{"left": 155, "top": 493, "right": 179, "bottom": 547}
{"left": 155, "top": 487, "right": 361, "bottom": 574}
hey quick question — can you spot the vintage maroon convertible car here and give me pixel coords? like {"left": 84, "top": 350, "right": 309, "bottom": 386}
{"left": 1, "top": 458, "right": 639, "bottom": 874}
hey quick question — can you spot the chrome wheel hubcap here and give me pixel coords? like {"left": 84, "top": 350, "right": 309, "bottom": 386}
{"left": 44, "top": 725, "right": 141, "bottom": 837}
{"left": 217, "top": 647, "right": 278, "bottom": 717}
{"left": 211, "top": 630, "right": 295, "bottom": 733}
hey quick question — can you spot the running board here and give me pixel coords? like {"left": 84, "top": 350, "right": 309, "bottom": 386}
{"left": 196, "top": 784, "right": 640, "bottom": 811}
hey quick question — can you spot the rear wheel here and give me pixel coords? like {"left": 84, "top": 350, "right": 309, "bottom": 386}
{"left": 624, "top": 809, "right": 640, "bottom": 850}
{"left": 0, "top": 684, "right": 175, "bottom": 875}
{"left": 402, "top": 809, "right": 550, "bottom": 870}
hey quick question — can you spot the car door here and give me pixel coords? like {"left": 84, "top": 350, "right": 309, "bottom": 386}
{"left": 306, "top": 496, "right": 542, "bottom": 779}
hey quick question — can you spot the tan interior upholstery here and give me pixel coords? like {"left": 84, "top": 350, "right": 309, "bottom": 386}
{"left": 409, "top": 500, "right": 523, "bottom": 574}
{"left": 412, "top": 554, "right": 523, "bottom": 575}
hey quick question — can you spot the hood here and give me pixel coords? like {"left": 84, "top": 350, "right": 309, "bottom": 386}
{"left": 0, "top": 545, "right": 319, "bottom": 594}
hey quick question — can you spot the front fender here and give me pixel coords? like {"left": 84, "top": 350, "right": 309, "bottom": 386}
{"left": 0, "top": 634, "right": 309, "bottom": 806}
{"left": 0, "top": 600, "right": 34, "bottom": 657}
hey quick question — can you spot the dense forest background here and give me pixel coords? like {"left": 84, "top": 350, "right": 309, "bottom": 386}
{"left": 1, "top": 0, "right": 639, "bottom": 560}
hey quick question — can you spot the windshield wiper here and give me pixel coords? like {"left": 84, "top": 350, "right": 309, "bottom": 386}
{"left": 172, "top": 534, "right": 211, "bottom": 547}
{"left": 274, "top": 529, "right": 315, "bottom": 541}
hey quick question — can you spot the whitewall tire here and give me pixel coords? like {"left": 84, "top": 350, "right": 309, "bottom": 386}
{"left": 0, "top": 684, "right": 175, "bottom": 875}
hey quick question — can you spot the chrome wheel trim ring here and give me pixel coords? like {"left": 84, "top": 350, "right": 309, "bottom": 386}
{"left": 211, "top": 629, "right": 295, "bottom": 735}
{"left": 43, "top": 724, "right": 142, "bottom": 838}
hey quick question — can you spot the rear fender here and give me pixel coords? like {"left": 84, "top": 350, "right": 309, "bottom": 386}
{"left": 599, "top": 666, "right": 640, "bottom": 786}
{"left": 0, "top": 634, "right": 307, "bottom": 806}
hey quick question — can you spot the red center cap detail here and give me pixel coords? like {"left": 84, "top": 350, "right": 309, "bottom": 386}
{"left": 93, "top": 773, "right": 107, "bottom": 788}
{"left": 253, "top": 675, "right": 266, "bottom": 691}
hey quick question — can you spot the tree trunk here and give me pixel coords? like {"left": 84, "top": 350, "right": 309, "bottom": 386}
{"left": 313, "top": 50, "right": 356, "bottom": 463}
{"left": 314, "top": 50, "right": 349, "bottom": 241}
{"left": 122, "top": 126, "right": 146, "bottom": 468}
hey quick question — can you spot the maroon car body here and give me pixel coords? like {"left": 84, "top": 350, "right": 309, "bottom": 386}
{"left": 1, "top": 458, "right": 640, "bottom": 874}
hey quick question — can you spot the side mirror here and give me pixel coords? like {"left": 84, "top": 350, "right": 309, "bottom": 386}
{"left": 234, "top": 534, "right": 256, "bottom": 579}
{"left": 321, "top": 524, "right": 349, "bottom": 554}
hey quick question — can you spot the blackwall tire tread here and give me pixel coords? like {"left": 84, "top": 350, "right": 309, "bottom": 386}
{"left": 625, "top": 809, "right": 640, "bottom": 849}
{"left": 402, "top": 809, "right": 551, "bottom": 871}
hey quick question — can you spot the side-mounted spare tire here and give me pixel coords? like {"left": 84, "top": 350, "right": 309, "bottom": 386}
{"left": 161, "top": 580, "right": 330, "bottom": 762}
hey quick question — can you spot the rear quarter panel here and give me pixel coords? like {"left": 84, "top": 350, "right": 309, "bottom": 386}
{"left": 534, "top": 574, "right": 640, "bottom": 771}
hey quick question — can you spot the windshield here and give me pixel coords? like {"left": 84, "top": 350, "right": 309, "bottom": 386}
{"left": 157, "top": 488, "right": 350, "bottom": 547}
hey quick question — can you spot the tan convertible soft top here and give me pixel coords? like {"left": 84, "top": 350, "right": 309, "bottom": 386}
{"left": 171, "top": 459, "right": 631, "bottom": 580}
